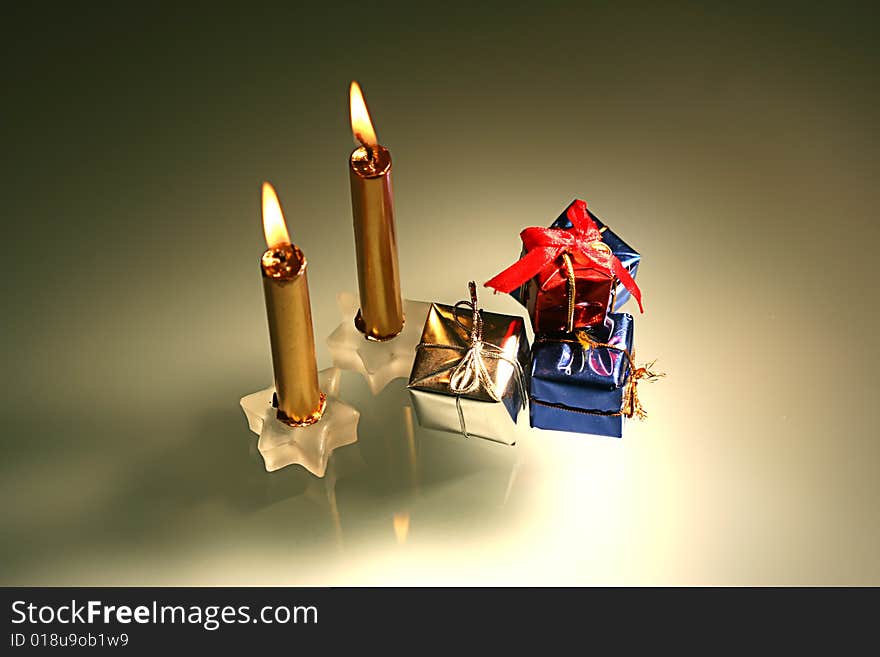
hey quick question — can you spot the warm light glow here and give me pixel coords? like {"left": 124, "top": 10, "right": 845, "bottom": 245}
{"left": 261, "top": 182, "right": 291, "bottom": 249}
{"left": 393, "top": 512, "right": 410, "bottom": 544}
{"left": 349, "top": 81, "right": 377, "bottom": 147}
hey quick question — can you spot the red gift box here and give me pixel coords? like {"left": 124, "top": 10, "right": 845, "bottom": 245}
{"left": 520, "top": 244, "right": 615, "bottom": 333}
{"left": 485, "top": 200, "right": 642, "bottom": 334}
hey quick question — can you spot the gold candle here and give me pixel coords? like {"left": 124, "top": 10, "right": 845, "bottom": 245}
{"left": 348, "top": 81, "right": 405, "bottom": 341}
{"left": 260, "top": 182, "right": 326, "bottom": 426}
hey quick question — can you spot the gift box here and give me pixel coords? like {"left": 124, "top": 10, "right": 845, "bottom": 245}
{"left": 549, "top": 200, "right": 641, "bottom": 311}
{"left": 517, "top": 246, "right": 615, "bottom": 333}
{"left": 408, "top": 283, "right": 529, "bottom": 445}
{"left": 486, "top": 199, "right": 642, "bottom": 334}
{"left": 529, "top": 312, "right": 636, "bottom": 438}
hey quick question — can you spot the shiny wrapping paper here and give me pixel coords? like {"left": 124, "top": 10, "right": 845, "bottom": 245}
{"left": 529, "top": 312, "right": 634, "bottom": 438}
{"left": 408, "top": 302, "right": 529, "bottom": 445}
{"left": 512, "top": 201, "right": 641, "bottom": 318}
{"left": 518, "top": 250, "right": 615, "bottom": 333}
{"left": 549, "top": 200, "right": 641, "bottom": 311}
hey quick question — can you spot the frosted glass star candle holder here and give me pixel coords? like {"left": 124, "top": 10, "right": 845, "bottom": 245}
{"left": 326, "top": 292, "right": 431, "bottom": 395}
{"left": 240, "top": 368, "right": 360, "bottom": 477}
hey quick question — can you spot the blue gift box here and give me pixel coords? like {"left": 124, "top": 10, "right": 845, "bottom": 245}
{"left": 529, "top": 312, "right": 634, "bottom": 438}
{"left": 550, "top": 201, "right": 640, "bottom": 311}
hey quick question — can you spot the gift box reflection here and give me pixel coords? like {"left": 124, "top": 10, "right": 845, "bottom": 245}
{"left": 529, "top": 312, "right": 635, "bottom": 438}
{"left": 320, "top": 373, "right": 525, "bottom": 549}
{"left": 408, "top": 286, "right": 529, "bottom": 445}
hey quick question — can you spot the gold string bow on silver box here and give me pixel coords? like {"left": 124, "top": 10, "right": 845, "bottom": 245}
{"left": 407, "top": 282, "right": 530, "bottom": 445}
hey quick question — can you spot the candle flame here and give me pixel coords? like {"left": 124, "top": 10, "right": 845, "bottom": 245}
{"left": 261, "top": 182, "right": 291, "bottom": 249}
{"left": 349, "top": 81, "right": 377, "bottom": 147}
{"left": 393, "top": 512, "right": 410, "bottom": 544}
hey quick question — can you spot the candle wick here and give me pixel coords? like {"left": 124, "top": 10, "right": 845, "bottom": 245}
{"left": 361, "top": 143, "right": 380, "bottom": 174}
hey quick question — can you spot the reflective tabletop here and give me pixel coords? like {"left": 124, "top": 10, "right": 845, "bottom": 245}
{"left": 2, "top": 2, "right": 878, "bottom": 585}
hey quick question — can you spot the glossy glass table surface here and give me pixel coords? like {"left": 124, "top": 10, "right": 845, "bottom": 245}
{"left": 2, "top": 2, "right": 878, "bottom": 585}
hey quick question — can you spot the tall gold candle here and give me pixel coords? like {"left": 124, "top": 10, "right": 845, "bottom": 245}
{"left": 260, "top": 182, "right": 325, "bottom": 426}
{"left": 348, "top": 81, "right": 405, "bottom": 341}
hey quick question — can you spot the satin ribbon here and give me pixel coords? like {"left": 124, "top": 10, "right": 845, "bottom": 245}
{"left": 484, "top": 199, "right": 643, "bottom": 313}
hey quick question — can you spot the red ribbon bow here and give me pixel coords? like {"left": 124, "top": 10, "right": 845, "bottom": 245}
{"left": 483, "top": 200, "right": 643, "bottom": 313}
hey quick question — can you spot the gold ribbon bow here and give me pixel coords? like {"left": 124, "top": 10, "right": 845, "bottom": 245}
{"left": 574, "top": 329, "right": 664, "bottom": 419}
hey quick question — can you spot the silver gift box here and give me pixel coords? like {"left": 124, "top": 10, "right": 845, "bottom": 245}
{"left": 407, "top": 301, "right": 529, "bottom": 445}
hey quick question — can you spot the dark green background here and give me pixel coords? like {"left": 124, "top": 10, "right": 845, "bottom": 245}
{"left": 2, "top": 2, "right": 877, "bottom": 584}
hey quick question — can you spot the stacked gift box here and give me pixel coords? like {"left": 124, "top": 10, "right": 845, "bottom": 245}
{"left": 491, "top": 198, "right": 651, "bottom": 438}
{"left": 407, "top": 199, "right": 657, "bottom": 444}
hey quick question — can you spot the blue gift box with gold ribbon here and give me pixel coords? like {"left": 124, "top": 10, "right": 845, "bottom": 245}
{"left": 529, "top": 312, "right": 640, "bottom": 438}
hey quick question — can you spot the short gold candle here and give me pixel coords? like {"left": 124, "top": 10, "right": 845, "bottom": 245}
{"left": 348, "top": 81, "right": 405, "bottom": 341}
{"left": 260, "top": 183, "right": 326, "bottom": 426}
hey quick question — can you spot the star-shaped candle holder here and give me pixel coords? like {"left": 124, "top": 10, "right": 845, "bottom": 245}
{"left": 240, "top": 368, "right": 360, "bottom": 477}
{"left": 326, "top": 292, "right": 431, "bottom": 395}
